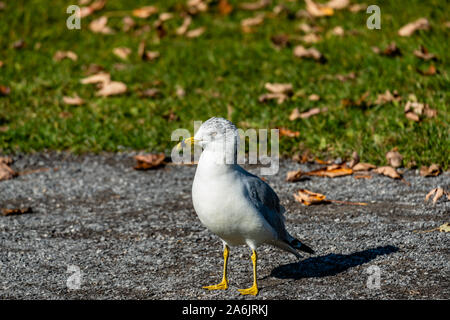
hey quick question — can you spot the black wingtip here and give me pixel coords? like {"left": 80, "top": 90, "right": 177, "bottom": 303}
{"left": 291, "top": 239, "right": 315, "bottom": 254}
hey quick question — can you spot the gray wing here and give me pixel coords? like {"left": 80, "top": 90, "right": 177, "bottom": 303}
{"left": 236, "top": 166, "right": 289, "bottom": 240}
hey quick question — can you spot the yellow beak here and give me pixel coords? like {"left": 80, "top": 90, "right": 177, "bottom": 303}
{"left": 176, "top": 137, "right": 200, "bottom": 150}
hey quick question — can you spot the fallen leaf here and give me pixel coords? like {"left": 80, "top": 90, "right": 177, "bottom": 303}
{"left": 12, "top": 39, "right": 25, "bottom": 49}
{"left": 293, "top": 45, "right": 325, "bottom": 62}
{"left": 420, "top": 164, "right": 441, "bottom": 177}
{"left": 271, "top": 34, "right": 290, "bottom": 48}
{"left": 297, "top": 23, "right": 322, "bottom": 33}
{"left": 354, "top": 174, "right": 372, "bottom": 179}
{"left": 122, "top": 16, "right": 136, "bottom": 32}
{"left": 258, "top": 92, "right": 288, "bottom": 104}
{"left": 413, "top": 45, "right": 437, "bottom": 61}
{"left": 299, "top": 107, "right": 321, "bottom": 119}
{"left": 239, "top": 0, "right": 271, "bottom": 10}
{"left": 0, "top": 157, "right": 12, "bottom": 165}
{"left": 308, "top": 94, "right": 320, "bottom": 101}
{"left": 352, "top": 162, "right": 377, "bottom": 171}
{"left": 385, "top": 148, "right": 403, "bottom": 168}
{"left": 425, "top": 187, "right": 445, "bottom": 205}
{"left": 293, "top": 189, "right": 327, "bottom": 205}
{"left": 375, "top": 90, "right": 401, "bottom": 105}
{"left": 301, "top": 33, "right": 321, "bottom": 43}
{"left": 176, "top": 16, "right": 192, "bottom": 35}
{"left": 0, "top": 162, "right": 16, "bottom": 181}
{"left": 349, "top": 3, "right": 366, "bottom": 12}
{"left": 0, "top": 85, "right": 10, "bottom": 96}
{"left": 331, "top": 26, "right": 344, "bottom": 36}
{"left": 132, "top": 6, "right": 158, "bottom": 18}
{"left": 404, "top": 101, "right": 437, "bottom": 121}
{"left": 80, "top": 72, "right": 111, "bottom": 85}
{"left": 218, "top": 0, "right": 233, "bottom": 15}
{"left": 418, "top": 64, "right": 437, "bottom": 76}
{"left": 134, "top": 153, "right": 165, "bottom": 170}
{"left": 78, "top": 0, "right": 106, "bottom": 18}
{"left": 139, "top": 88, "right": 161, "bottom": 98}
{"left": 438, "top": 223, "right": 450, "bottom": 232}
{"left": 335, "top": 72, "right": 356, "bottom": 82}
{"left": 398, "top": 18, "right": 430, "bottom": 37}
{"left": 341, "top": 91, "right": 371, "bottom": 109}
{"left": 305, "top": 0, "right": 334, "bottom": 17}
{"left": 348, "top": 151, "right": 359, "bottom": 168}
{"left": 241, "top": 14, "right": 265, "bottom": 31}
{"left": 186, "top": 27, "right": 206, "bottom": 38}
{"left": 187, "top": 0, "right": 208, "bottom": 14}
{"left": 0, "top": 61, "right": 3, "bottom": 68}
{"left": 113, "top": 47, "right": 131, "bottom": 60}
{"left": 53, "top": 50, "right": 78, "bottom": 61}
{"left": 144, "top": 51, "right": 160, "bottom": 61}
{"left": 264, "top": 83, "right": 293, "bottom": 94}
{"left": 63, "top": 95, "right": 85, "bottom": 105}
{"left": 2, "top": 207, "right": 33, "bottom": 216}
{"left": 373, "top": 166, "right": 401, "bottom": 179}
{"left": 405, "top": 111, "right": 420, "bottom": 122}
{"left": 278, "top": 128, "right": 300, "bottom": 138}
{"left": 325, "top": 0, "right": 349, "bottom": 10}
{"left": 286, "top": 169, "right": 304, "bottom": 182}
{"left": 89, "top": 16, "right": 114, "bottom": 34}
{"left": 373, "top": 42, "right": 402, "bottom": 57}
{"left": 96, "top": 81, "right": 127, "bottom": 97}
{"left": 305, "top": 164, "right": 353, "bottom": 178}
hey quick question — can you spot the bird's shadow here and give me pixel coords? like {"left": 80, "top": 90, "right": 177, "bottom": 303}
{"left": 269, "top": 245, "right": 399, "bottom": 279}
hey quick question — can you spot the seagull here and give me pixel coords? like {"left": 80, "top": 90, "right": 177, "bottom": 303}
{"left": 178, "top": 117, "right": 314, "bottom": 296}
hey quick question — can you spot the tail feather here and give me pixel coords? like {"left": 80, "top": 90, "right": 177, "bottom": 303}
{"left": 289, "top": 238, "right": 315, "bottom": 254}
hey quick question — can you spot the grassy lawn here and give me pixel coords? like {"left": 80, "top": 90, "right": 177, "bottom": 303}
{"left": 0, "top": 0, "right": 448, "bottom": 168}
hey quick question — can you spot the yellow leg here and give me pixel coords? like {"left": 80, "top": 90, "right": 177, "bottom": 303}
{"left": 238, "top": 250, "right": 258, "bottom": 296}
{"left": 203, "top": 245, "right": 229, "bottom": 290}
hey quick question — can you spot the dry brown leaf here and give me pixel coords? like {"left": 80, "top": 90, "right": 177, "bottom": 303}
{"left": 0, "top": 61, "right": 3, "bottom": 68}
{"left": 373, "top": 166, "right": 401, "bottom": 179}
{"left": 187, "top": 0, "right": 208, "bottom": 14}
{"left": 385, "top": 148, "right": 403, "bottom": 168}
{"left": 375, "top": 90, "right": 401, "bottom": 105}
{"left": 301, "top": 33, "right": 321, "bottom": 43}
{"left": 241, "top": 14, "right": 265, "bottom": 30}
{"left": 264, "top": 83, "right": 293, "bottom": 94}
{"left": 132, "top": 6, "right": 158, "bottom": 18}
{"left": 349, "top": 3, "right": 366, "bottom": 13}
{"left": 425, "top": 187, "right": 445, "bottom": 205}
{"left": 348, "top": 151, "right": 359, "bottom": 168}
{"left": 354, "top": 174, "right": 372, "bottom": 179}
{"left": 0, "top": 162, "right": 16, "bottom": 181}
{"left": 297, "top": 23, "right": 322, "bottom": 33}
{"left": 186, "top": 27, "right": 206, "bottom": 38}
{"left": 293, "top": 45, "right": 325, "bottom": 62}
{"left": 270, "top": 34, "right": 290, "bottom": 48}
{"left": 89, "top": 16, "right": 114, "bottom": 34}
{"left": 134, "top": 153, "right": 165, "bottom": 170}
{"left": 286, "top": 169, "right": 303, "bottom": 182}
{"left": 305, "top": 164, "right": 353, "bottom": 178}
{"left": 438, "top": 223, "right": 450, "bottom": 232}
{"left": 0, "top": 156, "right": 12, "bottom": 165}
{"left": 96, "top": 81, "right": 127, "bottom": 97}
{"left": 80, "top": 72, "right": 111, "bottom": 85}
{"left": 0, "top": 85, "right": 11, "bottom": 96}
{"left": 352, "top": 162, "right": 376, "bottom": 171}
{"left": 325, "top": 0, "right": 349, "bottom": 10}
{"left": 139, "top": 88, "right": 161, "bottom": 98}
{"left": 420, "top": 164, "right": 441, "bottom": 177}
{"left": 373, "top": 42, "right": 402, "bottom": 57}
{"left": 113, "top": 47, "right": 131, "bottom": 60}
{"left": 413, "top": 46, "right": 437, "bottom": 61}
{"left": 240, "top": 0, "right": 271, "bottom": 10}
{"left": 53, "top": 50, "right": 78, "bottom": 61}
{"left": 299, "top": 107, "right": 321, "bottom": 119}
{"left": 331, "top": 26, "right": 344, "bottom": 36}
{"left": 278, "top": 128, "right": 300, "bottom": 138}
{"left": 63, "top": 95, "right": 85, "bottom": 105}
{"left": 308, "top": 94, "right": 320, "bottom": 101}
{"left": 218, "top": 0, "right": 233, "bottom": 15}
{"left": 398, "top": 18, "right": 430, "bottom": 37}
{"left": 404, "top": 101, "right": 437, "bottom": 121}
{"left": 418, "top": 64, "right": 437, "bottom": 76}
{"left": 2, "top": 207, "right": 33, "bottom": 216}
{"left": 122, "top": 16, "right": 136, "bottom": 32}
{"left": 258, "top": 92, "right": 288, "bottom": 104}
{"left": 405, "top": 111, "right": 420, "bottom": 122}
{"left": 176, "top": 16, "right": 192, "bottom": 35}
{"left": 78, "top": 0, "right": 106, "bottom": 18}
{"left": 305, "top": 0, "right": 334, "bottom": 17}
{"left": 294, "top": 189, "right": 327, "bottom": 205}
{"left": 144, "top": 51, "right": 160, "bottom": 61}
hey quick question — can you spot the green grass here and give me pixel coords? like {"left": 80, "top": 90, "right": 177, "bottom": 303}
{"left": 0, "top": 0, "right": 448, "bottom": 168}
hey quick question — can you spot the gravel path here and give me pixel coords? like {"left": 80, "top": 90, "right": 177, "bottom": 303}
{"left": 0, "top": 153, "right": 448, "bottom": 299}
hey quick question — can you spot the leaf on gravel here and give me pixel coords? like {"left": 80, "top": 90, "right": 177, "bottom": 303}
{"left": 354, "top": 174, "right": 372, "bottom": 179}
{"left": 293, "top": 45, "right": 325, "bottom": 62}
{"left": 438, "top": 223, "right": 450, "bottom": 232}
{"left": 0, "top": 162, "right": 16, "bottom": 181}
{"left": 63, "top": 95, "right": 85, "bottom": 105}
{"left": 113, "top": 47, "right": 131, "bottom": 60}
{"left": 89, "top": 16, "right": 114, "bottom": 34}
{"left": 373, "top": 166, "right": 401, "bottom": 179}
{"left": 134, "top": 153, "right": 166, "bottom": 170}
{"left": 352, "top": 162, "right": 377, "bottom": 171}
{"left": 2, "top": 207, "right": 33, "bottom": 217}
{"left": 132, "top": 6, "right": 158, "bottom": 18}
{"left": 413, "top": 45, "right": 437, "bottom": 61}
{"left": 239, "top": 0, "right": 271, "bottom": 10}
{"left": 306, "top": 164, "right": 353, "bottom": 178}
{"left": 385, "top": 148, "right": 403, "bottom": 168}
{"left": 0, "top": 156, "right": 12, "bottom": 165}
{"left": 348, "top": 151, "right": 359, "bottom": 168}
{"left": 305, "top": 0, "right": 334, "bottom": 17}
{"left": 96, "top": 81, "right": 127, "bottom": 97}
{"left": 425, "top": 187, "right": 445, "bottom": 205}
{"left": 53, "top": 50, "right": 78, "bottom": 61}
{"left": 398, "top": 18, "right": 430, "bottom": 37}
{"left": 80, "top": 72, "right": 111, "bottom": 85}
{"left": 375, "top": 90, "right": 401, "bottom": 105}
{"left": 264, "top": 83, "right": 293, "bottom": 94}
{"left": 294, "top": 189, "right": 327, "bottom": 205}
{"left": 278, "top": 128, "right": 300, "bottom": 138}
{"left": 420, "top": 164, "right": 441, "bottom": 177}
{"left": 186, "top": 27, "right": 206, "bottom": 38}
